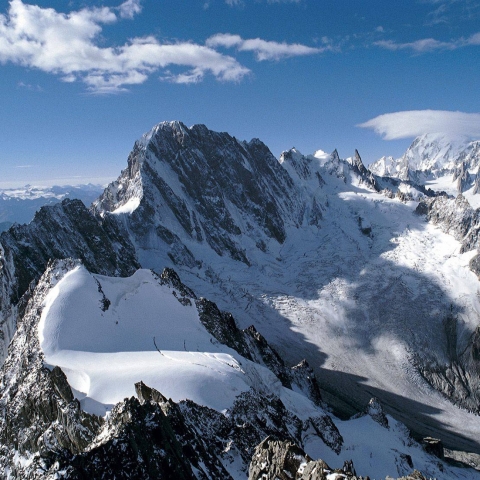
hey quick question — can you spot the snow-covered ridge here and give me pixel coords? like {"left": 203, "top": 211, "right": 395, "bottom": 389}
{"left": 0, "top": 183, "right": 104, "bottom": 230}
{"left": 369, "top": 133, "right": 480, "bottom": 179}
{"left": 38, "top": 265, "right": 286, "bottom": 416}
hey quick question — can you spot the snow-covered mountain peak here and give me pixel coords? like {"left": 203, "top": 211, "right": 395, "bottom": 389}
{"left": 367, "top": 155, "right": 396, "bottom": 176}
{"left": 402, "top": 132, "right": 473, "bottom": 171}
{"left": 139, "top": 120, "right": 190, "bottom": 146}
{"left": 94, "top": 121, "right": 307, "bottom": 266}
{"left": 369, "top": 133, "right": 480, "bottom": 180}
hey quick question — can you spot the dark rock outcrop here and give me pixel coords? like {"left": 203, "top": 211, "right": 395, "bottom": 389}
{"left": 423, "top": 437, "right": 444, "bottom": 460}
{"left": 248, "top": 437, "right": 357, "bottom": 480}
{"left": 365, "top": 397, "right": 389, "bottom": 429}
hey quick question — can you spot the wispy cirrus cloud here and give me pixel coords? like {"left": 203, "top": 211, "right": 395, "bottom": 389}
{"left": 421, "top": 0, "right": 480, "bottom": 25}
{"left": 0, "top": 0, "right": 250, "bottom": 93}
{"left": 206, "top": 33, "right": 325, "bottom": 60}
{"left": 358, "top": 110, "right": 480, "bottom": 140}
{"left": 374, "top": 31, "right": 480, "bottom": 52}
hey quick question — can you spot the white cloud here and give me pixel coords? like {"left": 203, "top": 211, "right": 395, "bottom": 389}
{"left": 374, "top": 32, "right": 480, "bottom": 52}
{"left": 17, "top": 81, "right": 42, "bottom": 91}
{"left": 206, "top": 33, "right": 324, "bottom": 60}
{"left": 0, "top": 0, "right": 250, "bottom": 92}
{"left": 118, "top": 0, "right": 142, "bottom": 19}
{"left": 358, "top": 110, "right": 480, "bottom": 140}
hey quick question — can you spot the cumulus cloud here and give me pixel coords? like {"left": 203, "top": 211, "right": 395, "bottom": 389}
{"left": 118, "top": 0, "right": 142, "bottom": 19}
{"left": 374, "top": 32, "right": 480, "bottom": 52}
{"left": 206, "top": 33, "right": 324, "bottom": 60}
{"left": 0, "top": 0, "right": 250, "bottom": 92}
{"left": 358, "top": 110, "right": 480, "bottom": 140}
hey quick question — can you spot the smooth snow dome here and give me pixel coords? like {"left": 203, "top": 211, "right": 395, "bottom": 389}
{"left": 38, "top": 266, "right": 278, "bottom": 416}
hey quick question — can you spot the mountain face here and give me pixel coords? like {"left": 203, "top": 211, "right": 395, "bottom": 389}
{"left": 90, "top": 122, "right": 480, "bottom": 452}
{"left": 369, "top": 134, "right": 480, "bottom": 198}
{"left": 93, "top": 121, "right": 309, "bottom": 267}
{"left": 2, "top": 121, "right": 480, "bottom": 478}
{"left": 369, "top": 133, "right": 480, "bottom": 178}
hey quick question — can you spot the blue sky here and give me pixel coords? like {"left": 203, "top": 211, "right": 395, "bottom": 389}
{"left": 1, "top": 0, "right": 480, "bottom": 187}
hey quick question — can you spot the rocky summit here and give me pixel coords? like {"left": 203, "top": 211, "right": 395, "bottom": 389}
{"left": 2, "top": 122, "right": 480, "bottom": 478}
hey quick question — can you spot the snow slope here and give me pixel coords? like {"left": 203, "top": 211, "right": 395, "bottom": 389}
{"left": 34, "top": 263, "right": 480, "bottom": 479}
{"left": 89, "top": 122, "right": 480, "bottom": 455}
{"left": 38, "top": 266, "right": 285, "bottom": 416}
{"left": 160, "top": 149, "right": 480, "bottom": 453}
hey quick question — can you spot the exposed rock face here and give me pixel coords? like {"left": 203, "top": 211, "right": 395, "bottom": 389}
{"left": 365, "top": 397, "right": 389, "bottom": 429}
{"left": 290, "top": 359, "right": 323, "bottom": 407}
{"left": 2, "top": 199, "right": 137, "bottom": 302}
{"left": 351, "top": 150, "right": 380, "bottom": 192}
{"left": 248, "top": 438, "right": 435, "bottom": 480}
{"left": 93, "top": 121, "right": 306, "bottom": 266}
{"left": 0, "top": 260, "right": 102, "bottom": 477}
{"left": 422, "top": 437, "right": 444, "bottom": 460}
{"left": 453, "top": 162, "right": 471, "bottom": 194}
{"left": 248, "top": 437, "right": 359, "bottom": 480}
{"left": 473, "top": 171, "right": 480, "bottom": 195}
{"left": 415, "top": 194, "right": 480, "bottom": 254}
{"left": 410, "top": 304, "right": 480, "bottom": 412}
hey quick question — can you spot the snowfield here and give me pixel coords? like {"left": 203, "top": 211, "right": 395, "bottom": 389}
{"left": 36, "top": 265, "right": 480, "bottom": 479}
{"left": 38, "top": 266, "right": 286, "bottom": 416}
{"left": 162, "top": 152, "right": 480, "bottom": 454}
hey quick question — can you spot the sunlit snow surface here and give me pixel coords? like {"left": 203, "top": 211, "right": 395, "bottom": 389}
{"left": 36, "top": 267, "right": 480, "bottom": 479}
{"left": 150, "top": 154, "right": 480, "bottom": 455}
{"left": 112, "top": 196, "right": 140, "bottom": 214}
{"left": 38, "top": 267, "right": 281, "bottom": 416}
{"left": 425, "top": 174, "right": 480, "bottom": 208}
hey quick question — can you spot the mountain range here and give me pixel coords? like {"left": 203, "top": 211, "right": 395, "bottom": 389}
{"left": 0, "top": 184, "right": 104, "bottom": 232}
{"left": 1, "top": 121, "right": 480, "bottom": 479}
